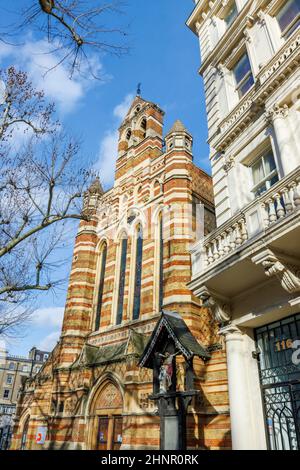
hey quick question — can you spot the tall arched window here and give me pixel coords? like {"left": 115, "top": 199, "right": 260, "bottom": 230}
{"left": 95, "top": 242, "right": 107, "bottom": 330}
{"left": 126, "top": 129, "right": 132, "bottom": 141}
{"left": 158, "top": 214, "right": 164, "bottom": 310}
{"left": 141, "top": 118, "right": 147, "bottom": 138}
{"left": 20, "top": 416, "right": 30, "bottom": 450}
{"left": 116, "top": 236, "right": 128, "bottom": 325}
{"left": 132, "top": 225, "right": 143, "bottom": 320}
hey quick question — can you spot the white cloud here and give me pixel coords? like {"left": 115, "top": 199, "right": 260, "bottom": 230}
{"left": 94, "top": 130, "right": 119, "bottom": 188}
{"left": 34, "top": 307, "right": 64, "bottom": 352}
{"left": 38, "top": 330, "right": 61, "bottom": 352}
{"left": 32, "top": 307, "right": 64, "bottom": 329}
{"left": 0, "top": 38, "right": 103, "bottom": 113}
{"left": 113, "top": 93, "right": 134, "bottom": 120}
{"left": 94, "top": 92, "right": 134, "bottom": 188}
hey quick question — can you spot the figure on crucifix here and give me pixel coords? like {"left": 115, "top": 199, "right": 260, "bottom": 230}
{"left": 158, "top": 350, "right": 180, "bottom": 393}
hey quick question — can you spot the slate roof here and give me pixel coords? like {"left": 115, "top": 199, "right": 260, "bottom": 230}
{"left": 139, "top": 310, "right": 210, "bottom": 368}
{"left": 168, "top": 120, "right": 186, "bottom": 133}
{"left": 166, "top": 119, "right": 192, "bottom": 136}
{"left": 71, "top": 329, "right": 148, "bottom": 368}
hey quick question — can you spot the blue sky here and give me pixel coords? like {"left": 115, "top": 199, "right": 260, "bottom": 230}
{"left": 0, "top": 0, "right": 210, "bottom": 357}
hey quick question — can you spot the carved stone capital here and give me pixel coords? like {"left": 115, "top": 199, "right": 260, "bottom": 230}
{"left": 216, "top": 63, "right": 227, "bottom": 79}
{"left": 252, "top": 249, "right": 300, "bottom": 294}
{"left": 256, "top": 10, "right": 266, "bottom": 26}
{"left": 218, "top": 323, "right": 243, "bottom": 339}
{"left": 244, "top": 29, "right": 252, "bottom": 43}
{"left": 265, "top": 103, "right": 289, "bottom": 123}
{"left": 223, "top": 154, "right": 235, "bottom": 174}
{"left": 197, "top": 286, "right": 231, "bottom": 325}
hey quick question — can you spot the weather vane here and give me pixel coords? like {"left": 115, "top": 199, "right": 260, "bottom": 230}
{"left": 137, "top": 82, "right": 142, "bottom": 96}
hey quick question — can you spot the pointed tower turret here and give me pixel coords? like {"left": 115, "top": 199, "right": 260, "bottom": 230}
{"left": 165, "top": 119, "right": 193, "bottom": 156}
{"left": 83, "top": 176, "right": 104, "bottom": 214}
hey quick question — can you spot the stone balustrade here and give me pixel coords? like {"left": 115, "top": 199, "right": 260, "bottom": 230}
{"left": 192, "top": 168, "right": 300, "bottom": 275}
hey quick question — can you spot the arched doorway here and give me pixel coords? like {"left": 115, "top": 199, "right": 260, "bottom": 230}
{"left": 87, "top": 379, "right": 124, "bottom": 450}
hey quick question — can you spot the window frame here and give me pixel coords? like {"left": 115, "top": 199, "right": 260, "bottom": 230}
{"left": 116, "top": 236, "right": 128, "bottom": 325}
{"left": 94, "top": 242, "right": 108, "bottom": 331}
{"left": 6, "top": 374, "right": 13, "bottom": 385}
{"left": 276, "top": 0, "right": 300, "bottom": 39}
{"left": 132, "top": 224, "right": 143, "bottom": 321}
{"left": 251, "top": 150, "right": 279, "bottom": 197}
{"left": 224, "top": 0, "right": 238, "bottom": 28}
{"left": 3, "top": 389, "right": 10, "bottom": 399}
{"left": 232, "top": 51, "right": 255, "bottom": 99}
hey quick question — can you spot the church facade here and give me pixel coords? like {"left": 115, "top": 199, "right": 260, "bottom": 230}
{"left": 11, "top": 96, "right": 231, "bottom": 450}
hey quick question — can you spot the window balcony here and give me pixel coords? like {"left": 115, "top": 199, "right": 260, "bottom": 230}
{"left": 190, "top": 167, "right": 300, "bottom": 299}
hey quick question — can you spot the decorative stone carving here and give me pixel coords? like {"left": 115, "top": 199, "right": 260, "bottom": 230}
{"left": 265, "top": 103, "right": 289, "bottom": 123}
{"left": 197, "top": 286, "right": 231, "bottom": 325}
{"left": 252, "top": 249, "right": 300, "bottom": 294}
{"left": 64, "top": 395, "right": 79, "bottom": 415}
{"left": 244, "top": 29, "right": 252, "bottom": 43}
{"left": 216, "top": 63, "right": 226, "bottom": 79}
{"left": 211, "top": 16, "right": 217, "bottom": 28}
{"left": 223, "top": 154, "right": 235, "bottom": 174}
{"left": 96, "top": 383, "right": 123, "bottom": 409}
{"left": 256, "top": 10, "right": 266, "bottom": 26}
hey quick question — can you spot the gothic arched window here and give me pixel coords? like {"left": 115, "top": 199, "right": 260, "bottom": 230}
{"left": 95, "top": 242, "right": 107, "bottom": 330}
{"left": 158, "top": 214, "right": 164, "bottom": 310}
{"left": 116, "top": 236, "right": 128, "bottom": 325}
{"left": 132, "top": 225, "right": 143, "bottom": 320}
{"left": 126, "top": 129, "right": 132, "bottom": 141}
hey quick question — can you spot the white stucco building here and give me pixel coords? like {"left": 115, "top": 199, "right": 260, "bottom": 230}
{"left": 187, "top": 0, "right": 300, "bottom": 450}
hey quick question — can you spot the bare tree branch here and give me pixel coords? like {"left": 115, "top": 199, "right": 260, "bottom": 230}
{"left": 0, "top": 66, "right": 96, "bottom": 337}
{"left": 0, "top": 1, "right": 129, "bottom": 79}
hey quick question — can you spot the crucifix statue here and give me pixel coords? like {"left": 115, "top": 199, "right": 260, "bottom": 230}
{"left": 158, "top": 351, "right": 180, "bottom": 393}
{"left": 139, "top": 310, "right": 209, "bottom": 450}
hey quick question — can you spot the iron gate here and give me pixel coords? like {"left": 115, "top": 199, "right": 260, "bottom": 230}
{"left": 255, "top": 313, "right": 300, "bottom": 450}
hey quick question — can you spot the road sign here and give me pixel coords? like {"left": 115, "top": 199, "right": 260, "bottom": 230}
{"left": 36, "top": 426, "right": 47, "bottom": 445}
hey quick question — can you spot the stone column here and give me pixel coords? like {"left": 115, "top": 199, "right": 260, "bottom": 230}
{"left": 266, "top": 104, "right": 295, "bottom": 176}
{"left": 219, "top": 324, "right": 255, "bottom": 450}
